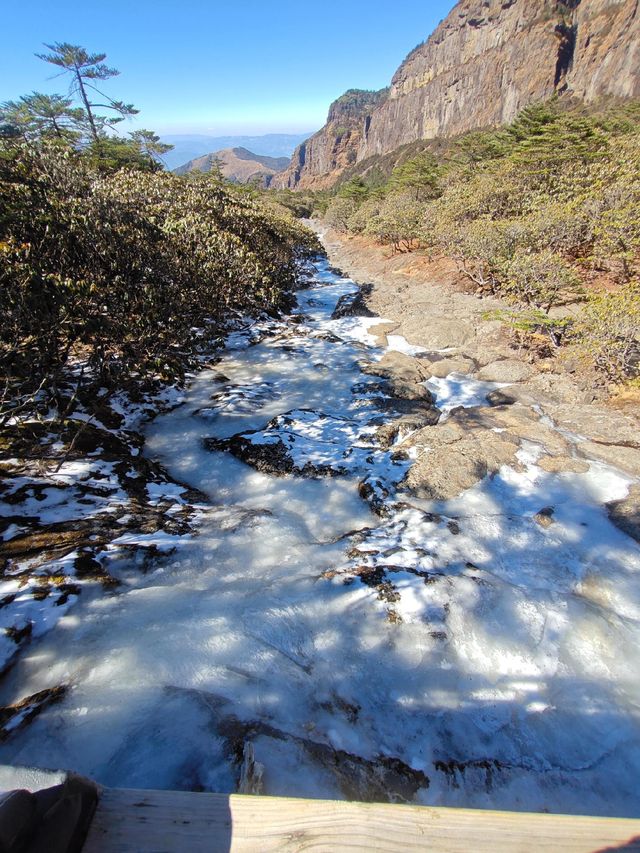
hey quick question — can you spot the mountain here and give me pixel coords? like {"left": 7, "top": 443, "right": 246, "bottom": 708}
{"left": 159, "top": 132, "right": 313, "bottom": 171}
{"left": 174, "top": 147, "right": 290, "bottom": 186}
{"left": 274, "top": 0, "right": 640, "bottom": 189}
{"left": 272, "top": 89, "right": 388, "bottom": 191}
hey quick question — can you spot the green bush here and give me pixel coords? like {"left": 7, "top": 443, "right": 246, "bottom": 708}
{"left": 0, "top": 140, "right": 318, "bottom": 422}
{"left": 573, "top": 281, "right": 640, "bottom": 381}
{"left": 493, "top": 249, "right": 583, "bottom": 311}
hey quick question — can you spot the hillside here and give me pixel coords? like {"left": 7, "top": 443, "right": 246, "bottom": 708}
{"left": 174, "top": 146, "right": 290, "bottom": 186}
{"left": 160, "top": 132, "right": 312, "bottom": 171}
{"left": 276, "top": 0, "right": 640, "bottom": 188}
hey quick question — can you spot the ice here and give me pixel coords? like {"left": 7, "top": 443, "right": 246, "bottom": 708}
{"left": 426, "top": 372, "right": 506, "bottom": 415}
{"left": 1, "top": 255, "right": 639, "bottom": 816}
{"left": 386, "top": 334, "right": 429, "bottom": 356}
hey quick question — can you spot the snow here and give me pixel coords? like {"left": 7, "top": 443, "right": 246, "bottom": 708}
{"left": 426, "top": 372, "right": 507, "bottom": 415}
{"left": 386, "top": 334, "right": 429, "bottom": 356}
{"left": 1, "top": 257, "right": 639, "bottom": 816}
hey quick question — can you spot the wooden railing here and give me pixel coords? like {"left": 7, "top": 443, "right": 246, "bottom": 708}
{"left": 83, "top": 787, "right": 640, "bottom": 852}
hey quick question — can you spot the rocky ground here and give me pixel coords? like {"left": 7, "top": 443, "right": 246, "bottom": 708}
{"left": 318, "top": 226, "right": 640, "bottom": 542}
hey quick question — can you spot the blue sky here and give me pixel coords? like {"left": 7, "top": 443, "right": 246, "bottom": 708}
{"left": 2, "top": 1, "right": 453, "bottom": 135}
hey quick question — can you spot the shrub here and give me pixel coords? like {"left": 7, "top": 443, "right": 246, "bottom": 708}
{"left": 325, "top": 196, "right": 359, "bottom": 231}
{"left": 493, "top": 249, "right": 583, "bottom": 311}
{"left": 0, "top": 140, "right": 318, "bottom": 423}
{"left": 364, "top": 192, "right": 426, "bottom": 251}
{"left": 572, "top": 281, "right": 640, "bottom": 381}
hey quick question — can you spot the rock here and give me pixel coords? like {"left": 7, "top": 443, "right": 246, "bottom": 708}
{"left": 172, "top": 685, "right": 430, "bottom": 803}
{"left": 367, "top": 321, "right": 399, "bottom": 345}
{"left": 426, "top": 357, "right": 475, "bottom": 378}
{"left": 238, "top": 743, "right": 265, "bottom": 795}
{"left": 331, "top": 288, "right": 376, "bottom": 319}
{"left": 537, "top": 455, "right": 590, "bottom": 474}
{"left": 479, "top": 405, "right": 571, "bottom": 456}
{"left": 577, "top": 443, "right": 640, "bottom": 478}
{"left": 273, "top": 88, "right": 389, "bottom": 190}
{"left": 376, "top": 415, "right": 436, "bottom": 449}
{"left": 486, "top": 389, "right": 517, "bottom": 406}
{"left": 276, "top": 0, "right": 639, "bottom": 189}
{"left": 533, "top": 506, "right": 555, "bottom": 528}
{"left": 361, "top": 351, "right": 431, "bottom": 384}
{"left": 206, "top": 434, "right": 340, "bottom": 478}
{"left": 545, "top": 405, "right": 640, "bottom": 449}
{"left": 400, "top": 317, "right": 473, "bottom": 349}
{"left": 205, "top": 409, "right": 388, "bottom": 479}
{"left": 374, "top": 396, "right": 441, "bottom": 421}
{"left": 401, "top": 421, "right": 519, "bottom": 501}
{"left": 477, "top": 360, "right": 535, "bottom": 383}
{"left": 0, "top": 686, "right": 68, "bottom": 741}
{"left": 386, "top": 379, "right": 435, "bottom": 403}
{"left": 607, "top": 486, "right": 640, "bottom": 544}
{"left": 358, "top": 477, "right": 392, "bottom": 516}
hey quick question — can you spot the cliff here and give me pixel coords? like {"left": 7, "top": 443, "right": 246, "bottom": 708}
{"left": 276, "top": 0, "right": 640, "bottom": 188}
{"left": 272, "top": 89, "right": 388, "bottom": 190}
{"left": 174, "top": 147, "right": 290, "bottom": 187}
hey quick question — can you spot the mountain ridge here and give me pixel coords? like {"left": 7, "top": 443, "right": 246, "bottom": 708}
{"left": 160, "top": 132, "right": 313, "bottom": 171}
{"left": 174, "top": 147, "right": 290, "bottom": 186}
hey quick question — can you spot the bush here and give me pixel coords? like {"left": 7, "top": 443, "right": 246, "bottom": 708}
{"left": 325, "top": 196, "right": 359, "bottom": 232}
{"left": 494, "top": 249, "right": 583, "bottom": 311}
{"left": 318, "top": 98, "right": 640, "bottom": 383}
{"left": 573, "top": 281, "right": 640, "bottom": 381}
{"left": 0, "top": 140, "right": 318, "bottom": 423}
{"left": 364, "top": 192, "right": 428, "bottom": 252}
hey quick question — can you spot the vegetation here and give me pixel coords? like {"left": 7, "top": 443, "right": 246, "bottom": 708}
{"left": 0, "top": 45, "right": 319, "bottom": 428}
{"left": 317, "top": 98, "right": 640, "bottom": 385}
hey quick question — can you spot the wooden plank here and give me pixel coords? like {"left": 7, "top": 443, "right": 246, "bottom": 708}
{"left": 83, "top": 788, "right": 640, "bottom": 853}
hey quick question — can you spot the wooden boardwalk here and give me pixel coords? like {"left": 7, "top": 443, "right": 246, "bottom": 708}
{"left": 83, "top": 787, "right": 640, "bottom": 852}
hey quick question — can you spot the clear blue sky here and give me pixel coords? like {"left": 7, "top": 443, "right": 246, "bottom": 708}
{"left": 2, "top": 1, "right": 453, "bottom": 135}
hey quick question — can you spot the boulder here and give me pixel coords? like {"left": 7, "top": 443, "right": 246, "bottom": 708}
{"left": 607, "top": 485, "right": 640, "bottom": 543}
{"left": 537, "top": 455, "right": 590, "bottom": 474}
{"left": 360, "top": 351, "right": 431, "bottom": 384}
{"left": 427, "top": 357, "right": 476, "bottom": 378}
{"left": 478, "top": 359, "right": 535, "bottom": 383}
{"left": 331, "top": 288, "right": 376, "bottom": 319}
{"left": 400, "top": 416, "right": 520, "bottom": 501}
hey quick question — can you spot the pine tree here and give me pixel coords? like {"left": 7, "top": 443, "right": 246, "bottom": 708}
{"left": 0, "top": 92, "right": 84, "bottom": 141}
{"left": 36, "top": 43, "right": 138, "bottom": 144}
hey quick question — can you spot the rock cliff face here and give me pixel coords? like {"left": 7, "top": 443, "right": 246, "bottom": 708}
{"left": 272, "top": 89, "right": 388, "bottom": 190}
{"left": 276, "top": 0, "right": 639, "bottom": 188}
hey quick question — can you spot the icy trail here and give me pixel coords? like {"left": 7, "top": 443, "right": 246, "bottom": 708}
{"left": 2, "top": 258, "right": 640, "bottom": 815}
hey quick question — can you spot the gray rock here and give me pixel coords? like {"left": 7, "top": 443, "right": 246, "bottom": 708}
{"left": 478, "top": 360, "right": 535, "bottom": 383}
{"left": 607, "top": 486, "right": 640, "bottom": 543}
{"left": 331, "top": 289, "right": 376, "bottom": 319}
{"left": 486, "top": 389, "right": 517, "bottom": 406}
{"left": 360, "top": 351, "right": 431, "bottom": 384}
{"left": 427, "top": 357, "right": 476, "bottom": 378}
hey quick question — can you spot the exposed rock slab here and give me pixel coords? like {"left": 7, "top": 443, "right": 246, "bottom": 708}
{"left": 478, "top": 359, "right": 535, "bottom": 383}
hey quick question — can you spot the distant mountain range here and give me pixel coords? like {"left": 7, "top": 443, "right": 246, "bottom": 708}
{"left": 159, "top": 132, "right": 314, "bottom": 171}
{"left": 174, "top": 147, "right": 290, "bottom": 186}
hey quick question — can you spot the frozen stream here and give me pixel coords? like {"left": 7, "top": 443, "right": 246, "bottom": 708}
{"left": 2, "top": 257, "right": 640, "bottom": 815}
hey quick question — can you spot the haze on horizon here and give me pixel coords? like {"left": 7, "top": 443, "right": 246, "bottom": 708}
{"left": 2, "top": 0, "right": 452, "bottom": 138}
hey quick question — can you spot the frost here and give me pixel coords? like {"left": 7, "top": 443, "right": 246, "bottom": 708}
{"left": 1, "top": 257, "right": 639, "bottom": 817}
